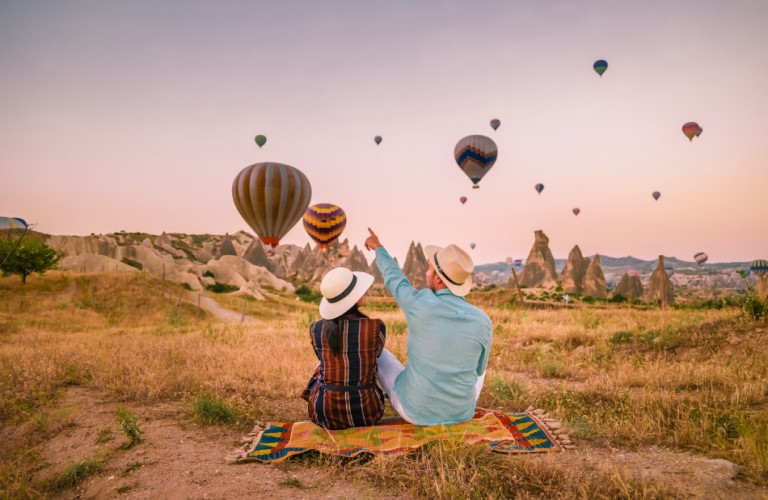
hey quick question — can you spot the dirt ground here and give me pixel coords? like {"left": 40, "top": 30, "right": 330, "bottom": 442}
{"left": 4, "top": 387, "right": 767, "bottom": 499}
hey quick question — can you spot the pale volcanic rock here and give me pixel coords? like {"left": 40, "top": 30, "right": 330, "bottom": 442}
{"left": 216, "top": 234, "right": 238, "bottom": 259}
{"left": 402, "top": 242, "right": 429, "bottom": 289}
{"left": 583, "top": 254, "right": 608, "bottom": 298}
{"left": 58, "top": 254, "right": 140, "bottom": 274}
{"left": 242, "top": 240, "right": 271, "bottom": 268}
{"left": 613, "top": 273, "right": 644, "bottom": 300}
{"left": 643, "top": 257, "right": 676, "bottom": 305}
{"left": 560, "top": 245, "right": 590, "bottom": 294}
{"left": 519, "top": 230, "right": 558, "bottom": 288}
{"left": 202, "top": 256, "right": 295, "bottom": 298}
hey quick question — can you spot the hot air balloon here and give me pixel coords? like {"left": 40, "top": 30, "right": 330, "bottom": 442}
{"left": 232, "top": 162, "right": 312, "bottom": 251}
{"left": 694, "top": 252, "right": 708, "bottom": 266}
{"left": 459, "top": 196, "right": 467, "bottom": 205}
{"left": 572, "top": 208, "right": 580, "bottom": 216}
{"left": 682, "top": 122, "right": 700, "bottom": 141}
{"left": 535, "top": 183, "right": 544, "bottom": 194}
{"left": 593, "top": 59, "right": 608, "bottom": 77}
{"left": 751, "top": 259, "right": 768, "bottom": 278}
{"left": 514, "top": 259, "right": 523, "bottom": 269}
{"left": 454, "top": 135, "right": 498, "bottom": 189}
{"left": 696, "top": 127, "right": 703, "bottom": 137}
{"left": 652, "top": 191, "right": 661, "bottom": 201}
{"left": 505, "top": 257, "right": 513, "bottom": 265}
{"left": 470, "top": 243, "right": 476, "bottom": 250}
{"left": 303, "top": 203, "right": 346, "bottom": 250}
{"left": 254, "top": 135, "right": 267, "bottom": 148}
{"left": 0, "top": 217, "right": 28, "bottom": 230}
{"left": 374, "top": 135, "right": 382, "bottom": 145}
{"left": 490, "top": 119, "right": 500, "bottom": 131}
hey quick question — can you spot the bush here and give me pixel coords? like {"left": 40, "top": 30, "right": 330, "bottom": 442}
{"left": 0, "top": 237, "right": 61, "bottom": 283}
{"left": 206, "top": 282, "right": 239, "bottom": 293}
{"left": 193, "top": 395, "right": 238, "bottom": 425}
{"left": 295, "top": 285, "right": 322, "bottom": 303}
{"left": 121, "top": 257, "right": 143, "bottom": 270}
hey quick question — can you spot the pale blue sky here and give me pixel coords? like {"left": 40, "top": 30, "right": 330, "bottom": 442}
{"left": 2, "top": 1, "right": 767, "bottom": 263}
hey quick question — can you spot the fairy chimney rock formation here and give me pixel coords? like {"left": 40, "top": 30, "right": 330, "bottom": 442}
{"left": 217, "top": 234, "right": 238, "bottom": 259}
{"left": 403, "top": 241, "right": 429, "bottom": 289}
{"left": 560, "top": 245, "right": 590, "bottom": 294}
{"left": 583, "top": 254, "right": 608, "bottom": 298}
{"left": 643, "top": 256, "right": 676, "bottom": 305}
{"left": 613, "top": 273, "right": 644, "bottom": 300}
{"left": 242, "top": 239, "right": 271, "bottom": 268}
{"left": 369, "top": 258, "right": 384, "bottom": 284}
{"left": 519, "top": 230, "right": 558, "bottom": 288}
{"left": 346, "top": 246, "right": 370, "bottom": 273}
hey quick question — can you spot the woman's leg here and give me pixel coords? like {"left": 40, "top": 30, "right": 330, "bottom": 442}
{"left": 376, "top": 349, "right": 414, "bottom": 423}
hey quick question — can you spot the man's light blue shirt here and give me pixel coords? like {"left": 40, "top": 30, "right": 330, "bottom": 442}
{"left": 375, "top": 247, "right": 492, "bottom": 425}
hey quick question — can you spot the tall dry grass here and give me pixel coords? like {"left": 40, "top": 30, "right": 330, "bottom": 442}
{"left": 1, "top": 272, "right": 767, "bottom": 497}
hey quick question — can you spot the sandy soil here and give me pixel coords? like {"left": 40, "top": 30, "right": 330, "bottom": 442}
{"left": 5, "top": 386, "right": 766, "bottom": 499}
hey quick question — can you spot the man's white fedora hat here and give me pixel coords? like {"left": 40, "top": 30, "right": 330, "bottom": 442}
{"left": 424, "top": 244, "right": 474, "bottom": 296}
{"left": 319, "top": 267, "right": 375, "bottom": 320}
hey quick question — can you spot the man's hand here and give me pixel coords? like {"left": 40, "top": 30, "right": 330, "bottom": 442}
{"left": 364, "top": 227, "right": 382, "bottom": 251}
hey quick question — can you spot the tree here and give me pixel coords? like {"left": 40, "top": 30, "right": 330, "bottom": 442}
{"left": 0, "top": 237, "right": 61, "bottom": 284}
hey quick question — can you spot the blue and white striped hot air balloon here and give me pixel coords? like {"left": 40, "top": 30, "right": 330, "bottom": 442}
{"left": 0, "top": 217, "right": 28, "bottom": 230}
{"left": 454, "top": 135, "right": 498, "bottom": 189}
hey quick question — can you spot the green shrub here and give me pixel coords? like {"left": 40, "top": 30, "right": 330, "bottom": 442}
{"left": 295, "top": 285, "right": 322, "bottom": 303}
{"left": 115, "top": 406, "right": 143, "bottom": 448}
{"left": 206, "top": 282, "right": 239, "bottom": 293}
{"left": 193, "top": 395, "right": 238, "bottom": 425}
{"left": 121, "top": 258, "right": 143, "bottom": 270}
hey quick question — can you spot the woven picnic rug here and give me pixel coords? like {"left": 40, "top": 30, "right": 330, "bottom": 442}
{"left": 228, "top": 407, "right": 570, "bottom": 464}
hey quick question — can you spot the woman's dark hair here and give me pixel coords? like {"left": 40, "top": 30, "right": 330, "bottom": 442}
{"left": 324, "top": 304, "right": 369, "bottom": 356}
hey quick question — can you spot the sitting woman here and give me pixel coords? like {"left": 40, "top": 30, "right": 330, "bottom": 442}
{"left": 301, "top": 267, "right": 386, "bottom": 429}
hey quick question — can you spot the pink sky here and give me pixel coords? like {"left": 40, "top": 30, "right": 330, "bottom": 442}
{"left": 1, "top": 1, "right": 766, "bottom": 264}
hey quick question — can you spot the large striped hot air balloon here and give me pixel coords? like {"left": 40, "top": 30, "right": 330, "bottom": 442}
{"left": 593, "top": 59, "right": 608, "bottom": 77}
{"left": 751, "top": 259, "right": 768, "bottom": 278}
{"left": 232, "top": 162, "right": 312, "bottom": 250}
{"left": 694, "top": 252, "right": 708, "bottom": 266}
{"left": 303, "top": 203, "right": 347, "bottom": 250}
{"left": 0, "top": 217, "right": 28, "bottom": 230}
{"left": 682, "top": 122, "right": 700, "bottom": 141}
{"left": 454, "top": 135, "right": 498, "bottom": 189}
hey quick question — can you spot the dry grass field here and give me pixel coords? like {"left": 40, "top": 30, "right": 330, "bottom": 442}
{"left": 1, "top": 271, "right": 767, "bottom": 499}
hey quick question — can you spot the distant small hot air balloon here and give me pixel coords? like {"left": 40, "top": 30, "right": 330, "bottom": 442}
{"left": 514, "top": 259, "right": 523, "bottom": 269}
{"left": 254, "top": 135, "right": 267, "bottom": 148}
{"left": 535, "top": 183, "right": 544, "bottom": 194}
{"left": 696, "top": 126, "right": 703, "bottom": 137}
{"left": 593, "top": 59, "right": 608, "bottom": 77}
{"left": 303, "top": 203, "right": 347, "bottom": 250}
{"left": 505, "top": 257, "right": 513, "bottom": 265}
{"left": 454, "top": 135, "right": 498, "bottom": 189}
{"left": 682, "top": 122, "right": 700, "bottom": 141}
{"left": 694, "top": 252, "right": 708, "bottom": 266}
{"left": 459, "top": 196, "right": 467, "bottom": 205}
{"left": 374, "top": 135, "right": 382, "bottom": 145}
{"left": 652, "top": 191, "right": 661, "bottom": 201}
{"left": 470, "top": 243, "right": 476, "bottom": 250}
{"left": 572, "top": 208, "right": 580, "bottom": 216}
{"left": 490, "top": 119, "right": 500, "bottom": 131}
{"left": 750, "top": 259, "right": 768, "bottom": 278}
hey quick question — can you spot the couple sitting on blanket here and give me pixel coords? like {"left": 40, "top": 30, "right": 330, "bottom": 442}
{"left": 301, "top": 228, "right": 493, "bottom": 430}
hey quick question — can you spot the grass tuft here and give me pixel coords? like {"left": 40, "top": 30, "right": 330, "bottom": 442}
{"left": 193, "top": 394, "right": 239, "bottom": 425}
{"left": 48, "top": 457, "right": 103, "bottom": 491}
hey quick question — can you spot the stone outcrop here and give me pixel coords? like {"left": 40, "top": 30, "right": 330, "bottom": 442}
{"left": 519, "top": 230, "right": 557, "bottom": 288}
{"left": 289, "top": 239, "right": 370, "bottom": 283}
{"left": 583, "top": 254, "right": 608, "bottom": 298}
{"left": 217, "top": 234, "right": 238, "bottom": 259}
{"left": 613, "top": 272, "right": 644, "bottom": 300}
{"left": 643, "top": 256, "right": 676, "bottom": 305}
{"left": 560, "top": 245, "right": 590, "bottom": 294}
{"left": 402, "top": 242, "right": 429, "bottom": 289}
{"left": 242, "top": 240, "right": 271, "bottom": 268}
{"left": 369, "top": 258, "right": 384, "bottom": 284}
{"left": 202, "top": 256, "right": 295, "bottom": 299}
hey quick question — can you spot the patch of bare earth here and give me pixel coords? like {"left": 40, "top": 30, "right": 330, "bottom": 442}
{"left": 7, "top": 387, "right": 767, "bottom": 498}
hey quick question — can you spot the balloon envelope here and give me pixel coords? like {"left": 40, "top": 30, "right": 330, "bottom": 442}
{"left": 694, "top": 252, "right": 708, "bottom": 265}
{"left": 514, "top": 259, "right": 523, "bottom": 269}
{"left": 593, "top": 59, "right": 608, "bottom": 76}
{"left": 490, "top": 119, "right": 500, "bottom": 131}
{"left": 470, "top": 243, "right": 476, "bottom": 250}
{"left": 374, "top": 135, "right": 382, "bottom": 145}
{"left": 0, "top": 217, "right": 28, "bottom": 230}
{"left": 572, "top": 208, "right": 580, "bottom": 216}
{"left": 254, "top": 135, "right": 267, "bottom": 148}
{"left": 652, "top": 191, "right": 661, "bottom": 201}
{"left": 751, "top": 259, "right": 768, "bottom": 277}
{"left": 303, "top": 203, "right": 346, "bottom": 250}
{"left": 459, "top": 196, "right": 467, "bottom": 205}
{"left": 232, "top": 162, "right": 312, "bottom": 248}
{"left": 696, "top": 126, "right": 703, "bottom": 137}
{"left": 454, "top": 135, "right": 498, "bottom": 188}
{"left": 682, "top": 122, "right": 700, "bottom": 141}
{"left": 535, "top": 183, "right": 544, "bottom": 194}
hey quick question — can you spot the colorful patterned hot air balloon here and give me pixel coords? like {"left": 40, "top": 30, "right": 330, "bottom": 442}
{"left": 0, "top": 217, "right": 28, "bottom": 230}
{"left": 254, "top": 135, "right": 267, "bottom": 148}
{"left": 682, "top": 122, "right": 700, "bottom": 141}
{"left": 459, "top": 196, "right": 467, "bottom": 205}
{"left": 454, "top": 135, "right": 498, "bottom": 189}
{"left": 593, "top": 59, "right": 608, "bottom": 77}
{"left": 572, "top": 208, "right": 580, "bottom": 216}
{"left": 303, "top": 203, "right": 346, "bottom": 250}
{"left": 694, "top": 252, "right": 708, "bottom": 266}
{"left": 535, "top": 183, "right": 544, "bottom": 194}
{"left": 652, "top": 191, "right": 661, "bottom": 201}
{"left": 374, "top": 136, "right": 382, "bottom": 145}
{"left": 514, "top": 259, "right": 523, "bottom": 269}
{"left": 490, "top": 119, "right": 500, "bottom": 131}
{"left": 750, "top": 259, "right": 768, "bottom": 278}
{"left": 232, "top": 162, "right": 311, "bottom": 249}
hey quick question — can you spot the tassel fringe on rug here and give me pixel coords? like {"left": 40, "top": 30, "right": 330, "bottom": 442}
{"left": 227, "top": 407, "right": 573, "bottom": 464}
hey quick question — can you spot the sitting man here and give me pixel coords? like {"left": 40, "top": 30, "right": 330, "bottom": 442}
{"left": 364, "top": 228, "right": 493, "bottom": 425}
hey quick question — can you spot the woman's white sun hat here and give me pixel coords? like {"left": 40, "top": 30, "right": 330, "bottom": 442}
{"left": 423, "top": 244, "right": 474, "bottom": 296}
{"left": 319, "top": 267, "right": 375, "bottom": 320}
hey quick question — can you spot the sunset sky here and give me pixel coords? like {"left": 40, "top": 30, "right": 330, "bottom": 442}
{"left": 2, "top": 1, "right": 766, "bottom": 264}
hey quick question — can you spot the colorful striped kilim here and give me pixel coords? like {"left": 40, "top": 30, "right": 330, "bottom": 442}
{"left": 231, "top": 408, "right": 563, "bottom": 463}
